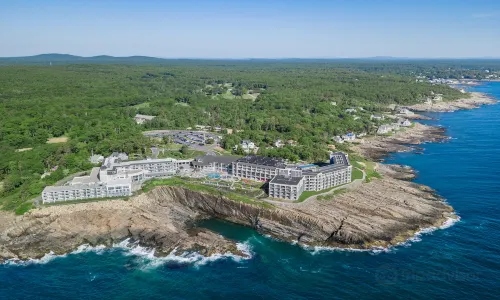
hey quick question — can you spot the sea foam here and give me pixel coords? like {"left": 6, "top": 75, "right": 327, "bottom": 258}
{"left": 3, "top": 239, "right": 253, "bottom": 268}
{"left": 307, "top": 215, "right": 461, "bottom": 255}
{"left": 113, "top": 238, "right": 253, "bottom": 270}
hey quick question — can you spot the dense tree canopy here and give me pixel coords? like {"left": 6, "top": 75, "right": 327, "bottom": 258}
{"left": 0, "top": 61, "right": 468, "bottom": 212}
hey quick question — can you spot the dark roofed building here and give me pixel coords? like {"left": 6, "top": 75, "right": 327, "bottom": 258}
{"left": 268, "top": 175, "right": 305, "bottom": 201}
{"left": 191, "top": 155, "right": 238, "bottom": 172}
{"left": 232, "top": 155, "right": 287, "bottom": 181}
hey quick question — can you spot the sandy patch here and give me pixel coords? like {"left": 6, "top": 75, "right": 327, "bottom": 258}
{"left": 47, "top": 137, "right": 69, "bottom": 144}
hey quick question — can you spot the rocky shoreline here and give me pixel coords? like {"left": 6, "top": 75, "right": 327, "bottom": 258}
{"left": 3, "top": 94, "right": 497, "bottom": 262}
{"left": 409, "top": 92, "right": 497, "bottom": 112}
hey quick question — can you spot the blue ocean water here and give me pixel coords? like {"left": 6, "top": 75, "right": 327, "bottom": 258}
{"left": 1, "top": 83, "right": 500, "bottom": 300}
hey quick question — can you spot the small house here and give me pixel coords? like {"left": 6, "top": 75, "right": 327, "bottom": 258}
{"left": 332, "top": 136, "right": 344, "bottom": 143}
{"left": 371, "top": 114, "right": 385, "bottom": 120}
{"left": 274, "top": 139, "right": 285, "bottom": 148}
{"left": 377, "top": 125, "right": 392, "bottom": 135}
{"left": 342, "top": 133, "right": 356, "bottom": 142}
{"left": 134, "top": 114, "right": 156, "bottom": 125}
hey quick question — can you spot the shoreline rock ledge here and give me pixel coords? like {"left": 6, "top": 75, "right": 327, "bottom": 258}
{"left": 0, "top": 163, "right": 454, "bottom": 262}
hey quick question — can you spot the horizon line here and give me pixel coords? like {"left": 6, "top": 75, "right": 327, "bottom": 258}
{"left": 1, "top": 53, "right": 500, "bottom": 60}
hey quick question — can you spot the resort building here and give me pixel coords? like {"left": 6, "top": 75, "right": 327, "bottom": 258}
{"left": 232, "top": 156, "right": 286, "bottom": 181}
{"left": 42, "top": 153, "right": 192, "bottom": 204}
{"left": 100, "top": 156, "right": 191, "bottom": 181}
{"left": 42, "top": 179, "right": 132, "bottom": 204}
{"left": 267, "top": 152, "right": 352, "bottom": 200}
{"left": 191, "top": 155, "right": 238, "bottom": 173}
{"left": 268, "top": 175, "right": 305, "bottom": 201}
{"left": 43, "top": 150, "right": 352, "bottom": 203}
{"left": 134, "top": 114, "right": 156, "bottom": 125}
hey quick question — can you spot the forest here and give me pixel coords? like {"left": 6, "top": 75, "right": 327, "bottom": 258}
{"left": 0, "top": 60, "right": 468, "bottom": 213}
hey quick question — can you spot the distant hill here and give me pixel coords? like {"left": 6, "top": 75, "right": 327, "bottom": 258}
{"left": 1, "top": 54, "right": 499, "bottom": 66}
{"left": 0, "top": 53, "right": 169, "bottom": 65}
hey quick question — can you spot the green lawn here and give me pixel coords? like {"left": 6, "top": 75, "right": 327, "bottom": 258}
{"left": 349, "top": 155, "right": 382, "bottom": 182}
{"left": 352, "top": 168, "right": 364, "bottom": 180}
{"left": 295, "top": 186, "right": 339, "bottom": 203}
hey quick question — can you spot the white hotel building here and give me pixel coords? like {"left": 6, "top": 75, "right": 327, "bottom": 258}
{"left": 42, "top": 153, "right": 192, "bottom": 204}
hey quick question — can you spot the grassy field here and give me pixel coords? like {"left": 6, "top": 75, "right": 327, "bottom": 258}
{"left": 350, "top": 154, "right": 382, "bottom": 182}
{"left": 352, "top": 168, "right": 364, "bottom": 180}
{"left": 295, "top": 185, "right": 339, "bottom": 203}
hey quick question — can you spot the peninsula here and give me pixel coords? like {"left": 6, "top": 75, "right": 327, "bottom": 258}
{"left": 0, "top": 59, "right": 497, "bottom": 262}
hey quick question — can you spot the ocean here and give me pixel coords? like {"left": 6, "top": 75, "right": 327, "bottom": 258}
{"left": 1, "top": 83, "right": 499, "bottom": 300}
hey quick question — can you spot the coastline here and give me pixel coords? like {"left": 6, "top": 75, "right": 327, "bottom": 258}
{"left": 1, "top": 93, "right": 497, "bottom": 262}
{"left": 409, "top": 92, "right": 497, "bottom": 112}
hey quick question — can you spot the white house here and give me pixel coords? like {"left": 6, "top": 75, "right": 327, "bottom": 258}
{"left": 398, "top": 108, "right": 414, "bottom": 115}
{"left": 391, "top": 123, "right": 401, "bottom": 130}
{"left": 345, "top": 108, "right": 357, "bottom": 113}
{"left": 134, "top": 114, "right": 156, "bottom": 125}
{"left": 377, "top": 125, "right": 392, "bottom": 134}
{"left": 274, "top": 139, "right": 285, "bottom": 148}
{"left": 398, "top": 119, "right": 412, "bottom": 127}
{"left": 235, "top": 140, "right": 256, "bottom": 153}
{"left": 433, "top": 94, "right": 443, "bottom": 102}
{"left": 371, "top": 114, "right": 385, "bottom": 120}
{"left": 332, "top": 136, "right": 344, "bottom": 143}
{"left": 342, "top": 133, "right": 356, "bottom": 142}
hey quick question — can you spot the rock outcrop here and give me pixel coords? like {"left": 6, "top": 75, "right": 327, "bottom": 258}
{"left": 0, "top": 164, "right": 453, "bottom": 261}
{"left": 352, "top": 123, "right": 446, "bottom": 161}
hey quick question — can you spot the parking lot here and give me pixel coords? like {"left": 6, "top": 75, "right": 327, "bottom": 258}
{"left": 143, "top": 130, "right": 222, "bottom": 153}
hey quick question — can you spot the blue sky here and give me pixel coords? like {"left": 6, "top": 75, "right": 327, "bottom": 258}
{"left": 1, "top": 0, "right": 499, "bottom": 58}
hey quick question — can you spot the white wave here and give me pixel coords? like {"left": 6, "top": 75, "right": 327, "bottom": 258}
{"left": 71, "top": 244, "right": 107, "bottom": 255}
{"left": 306, "top": 215, "right": 461, "bottom": 255}
{"left": 439, "top": 215, "right": 461, "bottom": 229}
{"left": 307, "top": 245, "right": 392, "bottom": 255}
{"left": 398, "top": 215, "right": 461, "bottom": 247}
{"left": 3, "top": 251, "right": 67, "bottom": 266}
{"left": 113, "top": 238, "right": 253, "bottom": 270}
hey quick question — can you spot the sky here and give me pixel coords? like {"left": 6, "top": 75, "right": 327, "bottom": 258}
{"left": 1, "top": 0, "right": 500, "bottom": 58}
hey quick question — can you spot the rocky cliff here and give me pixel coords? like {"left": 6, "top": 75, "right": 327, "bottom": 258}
{"left": 0, "top": 164, "right": 454, "bottom": 262}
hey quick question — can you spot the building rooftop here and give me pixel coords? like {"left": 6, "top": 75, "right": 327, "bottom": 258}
{"left": 192, "top": 155, "right": 238, "bottom": 167}
{"left": 270, "top": 175, "right": 304, "bottom": 185}
{"left": 235, "top": 155, "right": 286, "bottom": 168}
{"left": 71, "top": 167, "right": 100, "bottom": 185}
{"left": 134, "top": 114, "right": 156, "bottom": 120}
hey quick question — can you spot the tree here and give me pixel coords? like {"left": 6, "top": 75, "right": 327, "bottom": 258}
{"left": 180, "top": 145, "right": 190, "bottom": 155}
